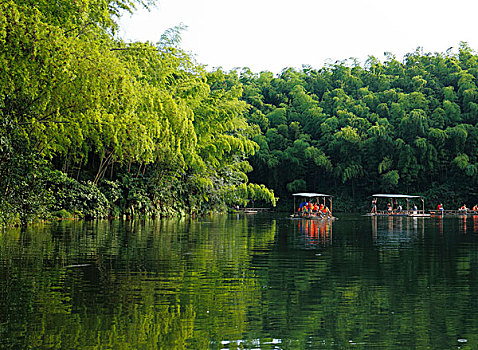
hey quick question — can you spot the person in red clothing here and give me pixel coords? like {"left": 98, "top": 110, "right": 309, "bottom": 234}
{"left": 459, "top": 204, "right": 467, "bottom": 213}
{"left": 437, "top": 203, "right": 444, "bottom": 216}
{"left": 313, "top": 203, "right": 319, "bottom": 212}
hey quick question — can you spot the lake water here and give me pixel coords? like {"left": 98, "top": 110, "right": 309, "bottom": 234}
{"left": 1, "top": 213, "right": 478, "bottom": 349}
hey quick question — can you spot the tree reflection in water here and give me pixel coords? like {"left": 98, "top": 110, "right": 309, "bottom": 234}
{"left": 4, "top": 215, "right": 478, "bottom": 349}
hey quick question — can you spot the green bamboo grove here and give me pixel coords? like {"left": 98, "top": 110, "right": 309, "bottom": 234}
{"left": 239, "top": 47, "right": 478, "bottom": 211}
{"left": 0, "top": 0, "right": 276, "bottom": 224}
{"left": 2, "top": 0, "right": 478, "bottom": 224}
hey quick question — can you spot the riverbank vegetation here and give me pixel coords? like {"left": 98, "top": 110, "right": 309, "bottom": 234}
{"left": 2, "top": 0, "right": 478, "bottom": 224}
{"left": 0, "top": 0, "right": 276, "bottom": 225}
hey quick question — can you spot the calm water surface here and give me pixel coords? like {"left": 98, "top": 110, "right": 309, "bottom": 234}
{"left": 1, "top": 214, "right": 478, "bottom": 349}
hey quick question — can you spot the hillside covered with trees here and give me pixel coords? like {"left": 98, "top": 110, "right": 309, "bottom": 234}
{"left": 2, "top": 0, "right": 478, "bottom": 224}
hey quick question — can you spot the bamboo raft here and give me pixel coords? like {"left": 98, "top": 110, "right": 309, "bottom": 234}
{"left": 291, "top": 192, "right": 337, "bottom": 221}
{"left": 367, "top": 210, "right": 430, "bottom": 217}
{"left": 235, "top": 207, "right": 270, "bottom": 214}
{"left": 368, "top": 194, "right": 431, "bottom": 217}
{"left": 429, "top": 209, "right": 478, "bottom": 217}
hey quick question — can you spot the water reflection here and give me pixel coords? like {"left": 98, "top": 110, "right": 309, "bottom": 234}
{"left": 458, "top": 214, "right": 478, "bottom": 234}
{"left": 4, "top": 215, "right": 478, "bottom": 349}
{"left": 371, "top": 216, "right": 425, "bottom": 248}
{"left": 0, "top": 217, "right": 279, "bottom": 350}
{"left": 293, "top": 219, "right": 332, "bottom": 248}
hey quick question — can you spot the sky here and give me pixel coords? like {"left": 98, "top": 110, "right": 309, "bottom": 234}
{"left": 118, "top": 0, "right": 478, "bottom": 74}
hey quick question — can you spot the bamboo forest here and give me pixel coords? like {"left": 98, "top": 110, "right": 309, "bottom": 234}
{"left": 3, "top": 0, "right": 478, "bottom": 225}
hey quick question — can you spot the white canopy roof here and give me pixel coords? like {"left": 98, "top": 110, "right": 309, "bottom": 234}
{"left": 372, "top": 194, "right": 422, "bottom": 199}
{"left": 293, "top": 193, "right": 331, "bottom": 197}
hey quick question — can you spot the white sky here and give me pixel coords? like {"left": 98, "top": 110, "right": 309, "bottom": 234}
{"left": 118, "top": 0, "right": 478, "bottom": 74}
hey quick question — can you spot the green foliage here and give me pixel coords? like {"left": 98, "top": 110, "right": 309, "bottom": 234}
{"left": 241, "top": 45, "right": 478, "bottom": 205}
{"left": 48, "top": 172, "right": 109, "bottom": 218}
{"left": 286, "top": 179, "right": 307, "bottom": 193}
{"left": 381, "top": 170, "right": 400, "bottom": 190}
{"left": 378, "top": 157, "right": 393, "bottom": 174}
{"left": 452, "top": 153, "right": 469, "bottom": 171}
{"left": 0, "top": 123, "right": 52, "bottom": 225}
{"left": 0, "top": 0, "right": 277, "bottom": 223}
{"left": 5, "top": 0, "right": 478, "bottom": 217}
{"left": 51, "top": 209, "right": 73, "bottom": 218}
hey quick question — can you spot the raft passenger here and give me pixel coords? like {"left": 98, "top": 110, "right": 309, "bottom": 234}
{"left": 437, "top": 203, "right": 444, "bottom": 216}
{"left": 459, "top": 204, "right": 467, "bottom": 213}
{"left": 371, "top": 198, "right": 377, "bottom": 213}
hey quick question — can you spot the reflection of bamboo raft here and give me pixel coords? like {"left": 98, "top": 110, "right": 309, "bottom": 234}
{"left": 297, "top": 217, "right": 333, "bottom": 247}
{"left": 429, "top": 209, "right": 478, "bottom": 216}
